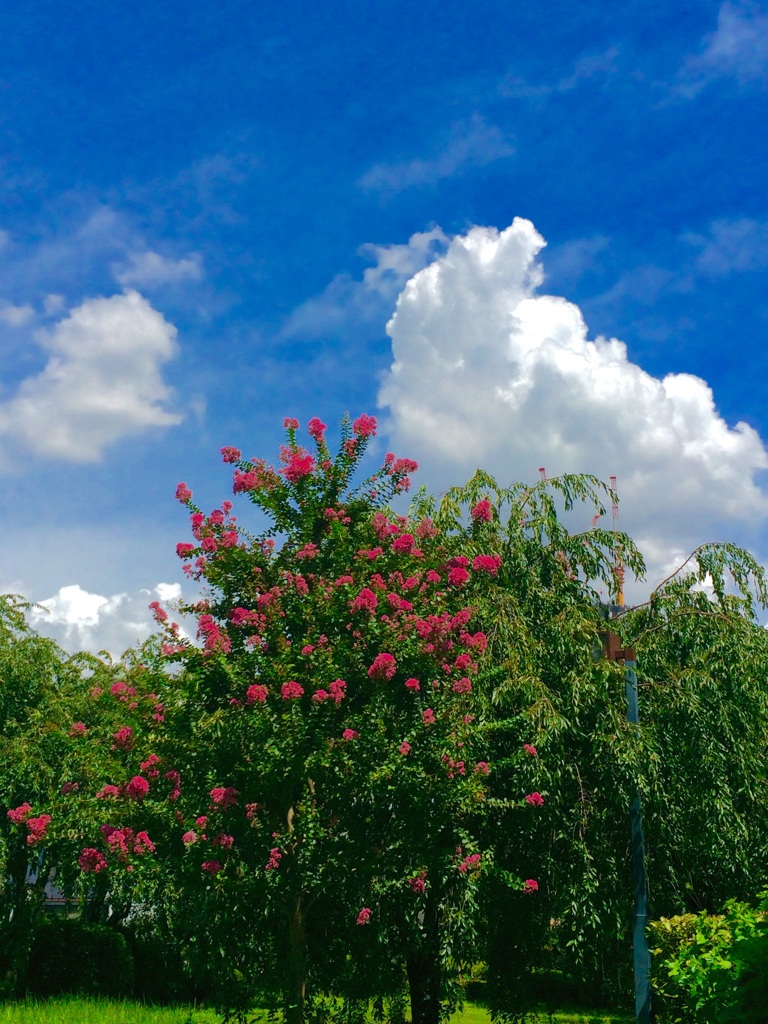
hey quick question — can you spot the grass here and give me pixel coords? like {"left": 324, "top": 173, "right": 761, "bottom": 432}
{"left": 0, "top": 1000, "right": 632, "bottom": 1024}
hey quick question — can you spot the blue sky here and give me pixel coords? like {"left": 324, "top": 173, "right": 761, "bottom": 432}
{"left": 1, "top": 1, "right": 767, "bottom": 650}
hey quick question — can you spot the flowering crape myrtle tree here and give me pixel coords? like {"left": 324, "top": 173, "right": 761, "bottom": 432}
{"left": 0, "top": 598, "right": 170, "bottom": 993}
{"left": 152, "top": 415, "right": 541, "bottom": 1024}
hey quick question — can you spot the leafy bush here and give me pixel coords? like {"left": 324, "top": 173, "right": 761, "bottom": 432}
{"left": 26, "top": 917, "right": 134, "bottom": 998}
{"left": 650, "top": 896, "right": 768, "bottom": 1023}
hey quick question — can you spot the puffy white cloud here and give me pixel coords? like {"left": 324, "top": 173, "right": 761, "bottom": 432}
{"left": 677, "top": 3, "right": 768, "bottom": 96}
{"left": 0, "top": 290, "right": 182, "bottom": 462}
{"left": 379, "top": 218, "right": 768, "bottom": 594}
{"left": 358, "top": 116, "right": 513, "bottom": 194}
{"left": 30, "top": 582, "right": 183, "bottom": 656}
{"left": 114, "top": 250, "right": 204, "bottom": 288}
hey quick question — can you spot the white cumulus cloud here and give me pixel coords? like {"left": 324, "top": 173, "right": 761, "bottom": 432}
{"left": 0, "top": 290, "right": 182, "bottom": 462}
{"left": 30, "top": 582, "right": 183, "bottom": 656}
{"left": 379, "top": 218, "right": 768, "bottom": 594}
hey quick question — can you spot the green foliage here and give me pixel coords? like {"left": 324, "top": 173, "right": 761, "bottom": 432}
{"left": 25, "top": 917, "right": 134, "bottom": 998}
{"left": 650, "top": 896, "right": 768, "bottom": 1023}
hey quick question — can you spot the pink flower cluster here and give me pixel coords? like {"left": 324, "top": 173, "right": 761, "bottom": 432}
{"left": 472, "top": 554, "right": 501, "bottom": 577}
{"left": 69, "top": 722, "right": 87, "bottom": 738}
{"left": 281, "top": 680, "right": 304, "bottom": 700}
{"left": 197, "top": 614, "right": 232, "bottom": 656}
{"left": 79, "top": 847, "right": 108, "bottom": 873}
{"left": 265, "top": 847, "right": 282, "bottom": 870}
{"left": 342, "top": 728, "right": 359, "bottom": 741}
{"left": 356, "top": 907, "right": 372, "bottom": 925}
{"left": 408, "top": 871, "right": 427, "bottom": 894}
{"left": 352, "top": 415, "right": 377, "bottom": 438}
{"left": 112, "top": 726, "right": 134, "bottom": 751}
{"left": 523, "top": 743, "right": 538, "bottom": 756}
{"left": 368, "top": 652, "right": 396, "bottom": 680}
{"left": 126, "top": 776, "right": 150, "bottom": 801}
{"left": 523, "top": 879, "right": 539, "bottom": 894}
{"left": 280, "top": 447, "right": 316, "bottom": 484}
{"left": 247, "top": 683, "right": 269, "bottom": 704}
{"left": 525, "top": 792, "right": 544, "bottom": 807}
{"left": 25, "top": 814, "right": 51, "bottom": 846}
{"left": 210, "top": 786, "right": 238, "bottom": 810}
{"left": 458, "top": 853, "right": 482, "bottom": 873}
{"left": 470, "top": 499, "right": 493, "bottom": 522}
{"left": 312, "top": 678, "right": 346, "bottom": 705}
{"left": 202, "top": 860, "right": 222, "bottom": 875}
{"left": 7, "top": 803, "right": 33, "bottom": 825}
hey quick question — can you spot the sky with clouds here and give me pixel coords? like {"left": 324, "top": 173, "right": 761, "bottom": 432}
{"left": 1, "top": 0, "right": 767, "bottom": 652}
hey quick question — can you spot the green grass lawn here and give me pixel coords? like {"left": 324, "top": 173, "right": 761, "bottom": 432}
{"left": 0, "top": 1000, "right": 632, "bottom": 1024}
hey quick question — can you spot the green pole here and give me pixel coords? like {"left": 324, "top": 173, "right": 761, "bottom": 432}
{"left": 624, "top": 656, "right": 653, "bottom": 1024}
{"left": 603, "top": 630, "right": 653, "bottom": 1023}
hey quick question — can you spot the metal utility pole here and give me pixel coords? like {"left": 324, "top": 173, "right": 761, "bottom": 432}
{"left": 604, "top": 630, "right": 653, "bottom": 1024}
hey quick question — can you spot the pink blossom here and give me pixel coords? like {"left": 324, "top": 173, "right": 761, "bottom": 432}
{"left": 61, "top": 782, "right": 79, "bottom": 795}
{"left": 175, "top": 482, "right": 192, "bottom": 503}
{"left": 126, "top": 776, "right": 150, "bottom": 801}
{"left": 96, "top": 785, "right": 121, "bottom": 800}
{"left": 458, "top": 853, "right": 481, "bottom": 873}
{"left": 392, "top": 534, "right": 415, "bottom": 554}
{"left": 474, "top": 762, "right": 490, "bottom": 775}
{"left": 134, "top": 831, "right": 155, "bottom": 854}
{"left": 221, "top": 446, "right": 242, "bottom": 463}
{"left": 247, "top": 684, "right": 269, "bottom": 704}
{"left": 79, "top": 848, "right": 108, "bottom": 873}
{"left": 281, "top": 449, "right": 316, "bottom": 484}
{"left": 312, "top": 689, "right": 329, "bottom": 703}
{"left": 356, "top": 907, "right": 372, "bottom": 925}
{"left": 523, "top": 879, "right": 539, "bottom": 894}
{"left": 452, "top": 677, "right": 472, "bottom": 694}
{"left": 473, "top": 554, "right": 502, "bottom": 576}
{"left": 220, "top": 530, "right": 238, "bottom": 548}
{"left": 352, "top": 414, "right": 377, "bottom": 438}
{"left": 140, "top": 754, "right": 162, "bottom": 778}
{"left": 525, "top": 792, "right": 544, "bottom": 807}
{"left": 405, "top": 678, "right": 421, "bottom": 692}
{"left": 25, "top": 815, "right": 51, "bottom": 846}
{"left": 176, "top": 542, "right": 195, "bottom": 558}
{"left": 368, "top": 653, "right": 396, "bottom": 680}
{"left": 201, "top": 860, "right": 222, "bottom": 875}
{"left": 342, "top": 729, "right": 359, "bottom": 741}
{"left": 196, "top": 816, "right": 208, "bottom": 828}
{"left": 422, "top": 708, "right": 436, "bottom": 725}
{"left": 265, "top": 847, "right": 282, "bottom": 870}
{"left": 335, "top": 574, "right": 354, "bottom": 587}
{"left": 524, "top": 743, "right": 538, "bottom": 756}
{"left": 112, "top": 726, "right": 134, "bottom": 751}
{"left": 296, "top": 542, "right": 319, "bottom": 560}
{"left": 69, "top": 722, "right": 87, "bottom": 738}
{"left": 408, "top": 873, "right": 427, "bottom": 894}
{"left": 307, "top": 417, "right": 327, "bottom": 441}
{"left": 328, "top": 679, "right": 346, "bottom": 704}
{"left": 212, "top": 833, "right": 235, "bottom": 850}
{"left": 281, "top": 680, "right": 304, "bottom": 700}
{"left": 447, "top": 567, "right": 470, "bottom": 586}
{"left": 182, "top": 831, "right": 198, "bottom": 845}
{"left": 470, "top": 499, "right": 493, "bottom": 522}
{"left": 398, "top": 741, "right": 411, "bottom": 756}
{"left": 210, "top": 786, "right": 238, "bottom": 810}
{"left": 283, "top": 417, "right": 299, "bottom": 429}
{"left": 351, "top": 588, "right": 378, "bottom": 613}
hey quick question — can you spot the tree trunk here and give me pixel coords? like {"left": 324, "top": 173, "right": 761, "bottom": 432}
{"left": 285, "top": 890, "right": 307, "bottom": 1024}
{"left": 406, "top": 947, "right": 441, "bottom": 1024}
